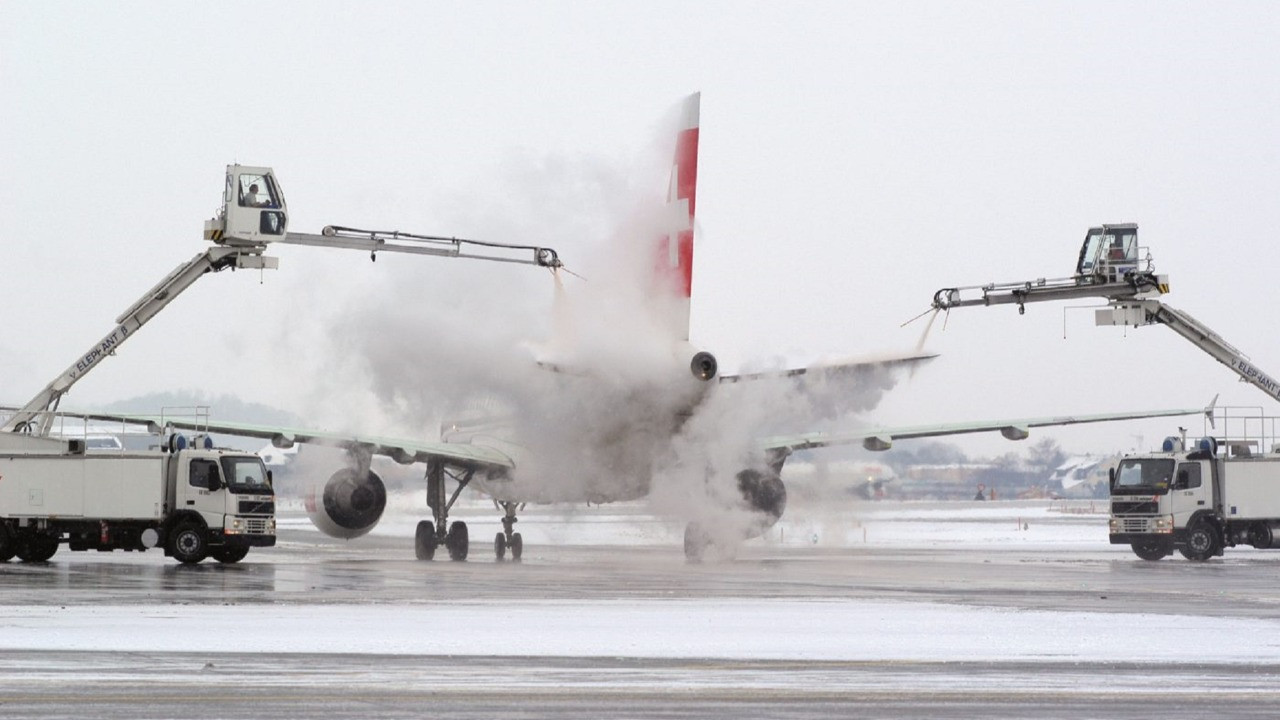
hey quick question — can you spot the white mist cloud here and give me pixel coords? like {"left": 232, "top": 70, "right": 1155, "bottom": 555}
{"left": 294, "top": 118, "right": 911, "bottom": 528}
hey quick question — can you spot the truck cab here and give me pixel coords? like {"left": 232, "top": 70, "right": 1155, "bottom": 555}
{"left": 1111, "top": 414, "right": 1280, "bottom": 561}
{"left": 164, "top": 443, "right": 276, "bottom": 564}
{"left": 174, "top": 449, "right": 275, "bottom": 539}
{"left": 1110, "top": 451, "right": 1211, "bottom": 557}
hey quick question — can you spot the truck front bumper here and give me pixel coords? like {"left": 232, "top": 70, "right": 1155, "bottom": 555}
{"left": 1110, "top": 533, "right": 1173, "bottom": 545}
{"left": 211, "top": 531, "right": 276, "bottom": 548}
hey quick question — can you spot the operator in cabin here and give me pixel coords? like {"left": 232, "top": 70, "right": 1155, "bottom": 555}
{"left": 242, "top": 183, "right": 266, "bottom": 208}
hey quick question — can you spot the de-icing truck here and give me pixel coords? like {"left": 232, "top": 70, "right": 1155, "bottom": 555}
{"left": 0, "top": 167, "right": 294, "bottom": 565}
{"left": 0, "top": 164, "right": 561, "bottom": 566}
{"left": 1109, "top": 411, "right": 1280, "bottom": 561}
{"left": 0, "top": 423, "right": 275, "bottom": 564}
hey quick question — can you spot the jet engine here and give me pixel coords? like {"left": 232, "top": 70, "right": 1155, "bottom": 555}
{"left": 684, "top": 464, "right": 789, "bottom": 561}
{"left": 736, "top": 467, "right": 788, "bottom": 538}
{"left": 306, "top": 467, "right": 387, "bottom": 539}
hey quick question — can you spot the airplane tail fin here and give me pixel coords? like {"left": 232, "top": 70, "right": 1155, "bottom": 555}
{"left": 653, "top": 92, "right": 700, "bottom": 342}
{"left": 544, "top": 93, "right": 702, "bottom": 364}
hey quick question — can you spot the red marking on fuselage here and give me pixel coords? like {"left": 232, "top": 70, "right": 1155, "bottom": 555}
{"left": 655, "top": 126, "right": 699, "bottom": 299}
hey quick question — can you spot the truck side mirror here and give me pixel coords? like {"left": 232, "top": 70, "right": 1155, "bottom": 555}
{"left": 1173, "top": 470, "right": 1188, "bottom": 490}
{"left": 1108, "top": 468, "right": 1115, "bottom": 490}
{"left": 266, "top": 469, "right": 274, "bottom": 488}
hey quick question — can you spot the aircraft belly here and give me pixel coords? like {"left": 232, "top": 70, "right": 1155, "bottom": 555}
{"left": 470, "top": 472, "right": 650, "bottom": 505}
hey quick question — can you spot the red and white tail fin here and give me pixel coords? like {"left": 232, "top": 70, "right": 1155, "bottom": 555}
{"left": 654, "top": 92, "right": 700, "bottom": 341}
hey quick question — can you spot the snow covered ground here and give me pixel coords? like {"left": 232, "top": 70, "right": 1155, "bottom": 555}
{"left": 4, "top": 499, "right": 1280, "bottom": 717}
{"left": 3, "top": 598, "right": 1279, "bottom": 664}
{"left": 279, "top": 492, "right": 1117, "bottom": 551}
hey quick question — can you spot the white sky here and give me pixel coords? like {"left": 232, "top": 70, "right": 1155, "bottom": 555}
{"left": 2, "top": 2, "right": 1279, "bottom": 457}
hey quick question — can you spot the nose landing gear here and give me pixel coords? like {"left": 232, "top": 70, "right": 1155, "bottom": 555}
{"left": 494, "top": 501, "right": 523, "bottom": 562}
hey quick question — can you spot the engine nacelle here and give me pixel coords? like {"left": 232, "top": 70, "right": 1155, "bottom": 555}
{"left": 690, "top": 351, "right": 718, "bottom": 381}
{"left": 1001, "top": 425, "right": 1030, "bottom": 441}
{"left": 736, "top": 468, "right": 788, "bottom": 539}
{"left": 306, "top": 467, "right": 387, "bottom": 539}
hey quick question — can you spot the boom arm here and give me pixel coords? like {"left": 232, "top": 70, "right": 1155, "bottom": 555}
{"left": 279, "top": 226, "right": 560, "bottom": 268}
{"left": 1111, "top": 300, "right": 1280, "bottom": 404}
{"left": 930, "top": 222, "right": 1280, "bottom": 404}
{"left": 1, "top": 245, "right": 276, "bottom": 435}
{"left": 6, "top": 164, "right": 565, "bottom": 437}
{"left": 932, "top": 273, "right": 1164, "bottom": 315}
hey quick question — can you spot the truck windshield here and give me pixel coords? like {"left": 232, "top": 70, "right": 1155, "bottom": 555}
{"left": 1112, "top": 458, "right": 1175, "bottom": 495}
{"left": 220, "top": 457, "right": 273, "bottom": 494}
{"left": 1077, "top": 230, "right": 1105, "bottom": 276}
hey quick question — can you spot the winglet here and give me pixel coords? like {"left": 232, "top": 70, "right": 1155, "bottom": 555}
{"left": 1204, "top": 393, "right": 1219, "bottom": 429}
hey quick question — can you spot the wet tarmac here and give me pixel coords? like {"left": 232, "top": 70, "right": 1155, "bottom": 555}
{"left": 2, "top": 503, "right": 1279, "bottom": 718}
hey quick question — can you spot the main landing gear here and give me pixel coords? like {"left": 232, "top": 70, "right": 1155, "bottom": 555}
{"left": 411, "top": 460, "right": 528, "bottom": 563}
{"left": 493, "top": 501, "right": 523, "bottom": 562}
{"left": 414, "top": 460, "right": 473, "bottom": 562}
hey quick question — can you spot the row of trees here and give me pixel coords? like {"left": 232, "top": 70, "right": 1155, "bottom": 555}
{"left": 878, "top": 437, "right": 1067, "bottom": 475}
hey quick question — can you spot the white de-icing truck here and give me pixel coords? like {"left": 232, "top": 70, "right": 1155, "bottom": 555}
{"left": 0, "top": 426, "right": 275, "bottom": 564}
{"left": 1109, "top": 414, "right": 1280, "bottom": 561}
{"left": 0, "top": 164, "right": 558, "bottom": 565}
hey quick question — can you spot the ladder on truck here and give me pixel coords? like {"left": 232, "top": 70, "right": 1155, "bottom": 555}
{"left": 3, "top": 164, "right": 562, "bottom": 437}
{"left": 928, "top": 223, "right": 1280, "bottom": 405}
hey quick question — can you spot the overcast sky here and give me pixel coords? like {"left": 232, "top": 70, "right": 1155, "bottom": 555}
{"left": 3, "top": 2, "right": 1278, "bottom": 458}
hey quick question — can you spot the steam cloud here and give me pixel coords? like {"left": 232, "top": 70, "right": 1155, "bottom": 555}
{"left": 291, "top": 123, "right": 911, "bottom": 527}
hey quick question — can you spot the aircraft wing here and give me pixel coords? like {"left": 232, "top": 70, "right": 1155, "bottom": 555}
{"left": 758, "top": 405, "right": 1207, "bottom": 454}
{"left": 70, "top": 412, "right": 515, "bottom": 470}
{"left": 718, "top": 351, "right": 938, "bottom": 384}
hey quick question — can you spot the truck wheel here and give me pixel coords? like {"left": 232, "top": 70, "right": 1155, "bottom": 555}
{"left": 1179, "top": 521, "right": 1220, "bottom": 562}
{"left": 17, "top": 534, "right": 58, "bottom": 563}
{"left": 168, "top": 523, "right": 208, "bottom": 564}
{"left": 0, "top": 526, "right": 15, "bottom": 562}
{"left": 1131, "top": 542, "right": 1169, "bottom": 561}
{"left": 212, "top": 547, "right": 249, "bottom": 564}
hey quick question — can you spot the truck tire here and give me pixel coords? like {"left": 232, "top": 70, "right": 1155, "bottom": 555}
{"left": 168, "top": 523, "right": 208, "bottom": 565}
{"left": 1179, "top": 520, "right": 1220, "bottom": 562}
{"left": 0, "top": 526, "right": 15, "bottom": 562}
{"left": 16, "top": 534, "right": 58, "bottom": 563}
{"left": 212, "top": 547, "right": 249, "bottom": 564}
{"left": 1131, "top": 542, "right": 1170, "bottom": 561}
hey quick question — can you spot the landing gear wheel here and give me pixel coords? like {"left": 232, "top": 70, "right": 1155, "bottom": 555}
{"left": 415, "top": 521, "right": 437, "bottom": 561}
{"left": 494, "top": 532, "right": 507, "bottom": 561}
{"left": 510, "top": 532, "right": 523, "bottom": 562}
{"left": 168, "top": 523, "right": 208, "bottom": 565}
{"left": 1131, "top": 542, "right": 1170, "bottom": 561}
{"left": 684, "top": 522, "right": 712, "bottom": 563}
{"left": 17, "top": 534, "right": 58, "bottom": 563}
{"left": 0, "top": 526, "right": 15, "bottom": 562}
{"left": 212, "top": 547, "right": 250, "bottom": 564}
{"left": 446, "top": 521, "right": 469, "bottom": 562}
{"left": 1179, "top": 521, "right": 1220, "bottom": 562}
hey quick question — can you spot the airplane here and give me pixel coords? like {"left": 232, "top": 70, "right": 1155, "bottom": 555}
{"left": 75, "top": 93, "right": 1203, "bottom": 562}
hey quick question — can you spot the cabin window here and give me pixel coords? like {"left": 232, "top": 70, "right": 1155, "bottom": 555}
{"left": 1175, "top": 462, "right": 1202, "bottom": 490}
